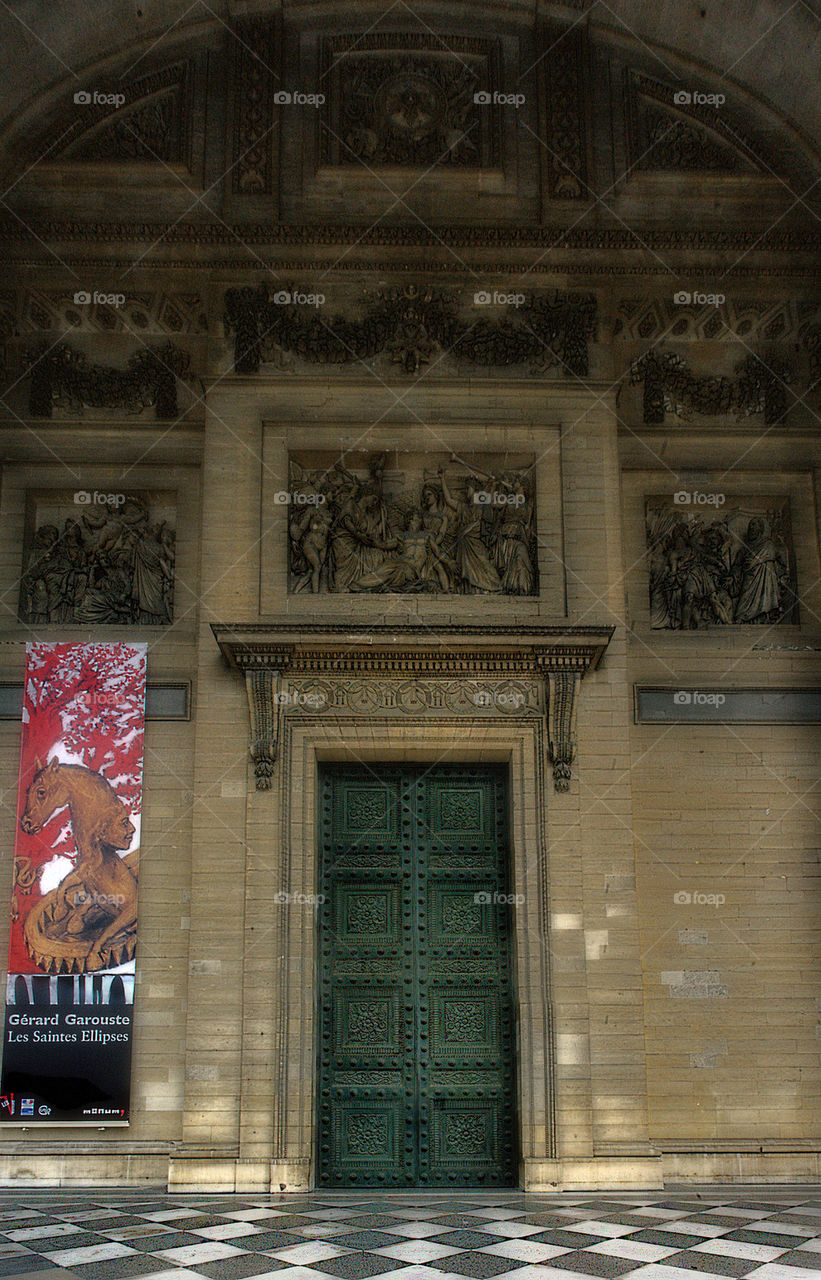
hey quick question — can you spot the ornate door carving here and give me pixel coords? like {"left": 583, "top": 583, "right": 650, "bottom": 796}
{"left": 317, "top": 763, "right": 517, "bottom": 1186}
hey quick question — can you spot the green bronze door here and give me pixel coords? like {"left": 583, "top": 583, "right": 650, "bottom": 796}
{"left": 317, "top": 763, "right": 517, "bottom": 1187}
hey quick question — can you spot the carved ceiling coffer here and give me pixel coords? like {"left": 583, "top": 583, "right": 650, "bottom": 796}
{"left": 214, "top": 624, "right": 613, "bottom": 792}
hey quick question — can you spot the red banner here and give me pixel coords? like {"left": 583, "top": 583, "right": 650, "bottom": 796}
{"left": 1, "top": 642, "right": 146, "bottom": 1123}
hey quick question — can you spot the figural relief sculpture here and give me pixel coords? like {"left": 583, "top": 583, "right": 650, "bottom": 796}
{"left": 19, "top": 493, "right": 175, "bottom": 625}
{"left": 288, "top": 453, "right": 537, "bottom": 596}
{"left": 646, "top": 497, "right": 796, "bottom": 629}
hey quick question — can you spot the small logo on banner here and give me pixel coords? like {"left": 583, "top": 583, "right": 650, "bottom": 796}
{"left": 20, "top": 1099, "right": 34, "bottom": 1116}
{"left": 0, "top": 1096, "right": 14, "bottom": 1114}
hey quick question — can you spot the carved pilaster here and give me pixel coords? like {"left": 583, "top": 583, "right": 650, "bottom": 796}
{"left": 243, "top": 668, "right": 280, "bottom": 790}
{"left": 546, "top": 670, "right": 580, "bottom": 792}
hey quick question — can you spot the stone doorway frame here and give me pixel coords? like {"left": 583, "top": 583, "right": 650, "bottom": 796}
{"left": 195, "top": 622, "right": 612, "bottom": 1192}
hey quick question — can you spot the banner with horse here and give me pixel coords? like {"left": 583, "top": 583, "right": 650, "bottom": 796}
{"left": 1, "top": 642, "right": 146, "bottom": 1124}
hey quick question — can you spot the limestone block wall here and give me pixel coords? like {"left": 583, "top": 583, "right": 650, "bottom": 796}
{"left": 622, "top": 441, "right": 821, "bottom": 1181}
{"left": 0, "top": 441, "right": 200, "bottom": 1182}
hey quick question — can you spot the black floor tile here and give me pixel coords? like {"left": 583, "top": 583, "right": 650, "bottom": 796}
{"left": 324, "top": 1233, "right": 405, "bottom": 1251}
{"left": 428, "top": 1252, "right": 527, "bottom": 1278}
{"left": 522, "top": 1216, "right": 589, "bottom": 1228}
{"left": 428, "top": 1217, "right": 497, "bottom": 1229}
{"left": 25, "top": 1235, "right": 102, "bottom": 1253}
{"left": 193, "top": 1256, "right": 289, "bottom": 1280}
{"left": 722, "top": 1228, "right": 810, "bottom": 1248}
{"left": 0, "top": 1259, "right": 55, "bottom": 1277}
{"left": 624, "top": 1230, "right": 707, "bottom": 1249}
{"left": 215, "top": 1234, "right": 303, "bottom": 1253}
{"left": 64, "top": 1256, "right": 174, "bottom": 1280}
{"left": 258, "top": 1219, "right": 314, "bottom": 1231}
{"left": 773, "top": 1248, "right": 821, "bottom": 1270}
{"left": 158, "top": 1217, "right": 233, "bottom": 1232}
{"left": 425, "top": 1232, "right": 499, "bottom": 1249}
{"left": 542, "top": 1252, "right": 642, "bottom": 1277}
{"left": 528, "top": 1231, "right": 607, "bottom": 1248}
{"left": 309, "top": 1255, "right": 406, "bottom": 1279}
{"left": 659, "top": 1251, "right": 759, "bottom": 1277}
{"left": 323, "top": 1219, "right": 403, "bottom": 1231}
{"left": 123, "top": 1232, "right": 208, "bottom": 1252}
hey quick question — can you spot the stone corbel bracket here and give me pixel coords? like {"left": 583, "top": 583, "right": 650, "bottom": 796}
{"left": 213, "top": 623, "right": 613, "bottom": 791}
{"left": 233, "top": 649, "right": 293, "bottom": 790}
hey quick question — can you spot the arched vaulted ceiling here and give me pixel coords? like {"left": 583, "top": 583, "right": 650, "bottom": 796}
{"left": 0, "top": 0, "right": 819, "bottom": 224}
{"left": 0, "top": 0, "right": 819, "bottom": 156}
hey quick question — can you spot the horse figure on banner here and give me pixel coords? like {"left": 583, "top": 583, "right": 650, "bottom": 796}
{"left": 19, "top": 757, "right": 139, "bottom": 974}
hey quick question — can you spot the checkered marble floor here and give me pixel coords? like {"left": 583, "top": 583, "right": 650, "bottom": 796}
{"left": 0, "top": 1190, "right": 818, "bottom": 1280}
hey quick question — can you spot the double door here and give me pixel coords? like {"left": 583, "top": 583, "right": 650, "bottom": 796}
{"left": 317, "top": 763, "right": 517, "bottom": 1186}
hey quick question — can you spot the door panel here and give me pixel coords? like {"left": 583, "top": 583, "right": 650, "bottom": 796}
{"left": 317, "top": 764, "right": 517, "bottom": 1187}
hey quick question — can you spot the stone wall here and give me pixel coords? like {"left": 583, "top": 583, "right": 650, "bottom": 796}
{"left": 0, "top": 0, "right": 818, "bottom": 1189}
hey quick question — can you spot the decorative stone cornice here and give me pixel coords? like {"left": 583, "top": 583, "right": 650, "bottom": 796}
{"left": 213, "top": 622, "right": 613, "bottom": 790}
{"left": 1, "top": 222, "right": 819, "bottom": 254}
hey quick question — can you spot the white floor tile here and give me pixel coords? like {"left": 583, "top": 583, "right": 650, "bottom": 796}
{"left": 379, "top": 1223, "right": 457, "bottom": 1238}
{"left": 629, "top": 1209, "right": 689, "bottom": 1220}
{"left": 587, "top": 1239, "right": 679, "bottom": 1262}
{"left": 560, "top": 1220, "right": 641, "bottom": 1237}
{"left": 266, "top": 1242, "right": 349, "bottom": 1264}
{"left": 142, "top": 1211, "right": 195, "bottom": 1223}
{"left": 479, "top": 1240, "right": 571, "bottom": 1262}
{"left": 690, "top": 1238, "right": 785, "bottom": 1261}
{"left": 157, "top": 1242, "right": 248, "bottom": 1264}
{"left": 471, "top": 1222, "right": 547, "bottom": 1238}
{"left": 661, "top": 1221, "right": 734, "bottom": 1237}
{"left": 7, "top": 1224, "right": 82, "bottom": 1241}
{"left": 190, "top": 1223, "right": 262, "bottom": 1240}
{"left": 43, "top": 1242, "right": 136, "bottom": 1265}
{"left": 744, "top": 1266, "right": 821, "bottom": 1280}
{"left": 373, "top": 1240, "right": 462, "bottom": 1262}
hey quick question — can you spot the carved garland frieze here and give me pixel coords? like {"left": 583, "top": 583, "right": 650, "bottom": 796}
{"left": 22, "top": 341, "right": 192, "bottom": 417}
{"left": 630, "top": 350, "right": 792, "bottom": 425}
{"left": 223, "top": 283, "right": 596, "bottom": 376}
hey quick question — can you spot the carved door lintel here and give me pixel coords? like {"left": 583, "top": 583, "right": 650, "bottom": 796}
{"left": 218, "top": 625, "right": 612, "bottom": 793}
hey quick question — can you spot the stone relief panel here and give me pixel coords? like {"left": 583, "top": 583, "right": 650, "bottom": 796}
{"left": 18, "top": 491, "right": 176, "bottom": 626}
{"left": 625, "top": 71, "right": 769, "bottom": 175}
{"left": 318, "top": 34, "right": 503, "bottom": 170}
{"left": 40, "top": 61, "right": 196, "bottom": 168}
{"left": 286, "top": 450, "right": 537, "bottom": 596}
{"left": 645, "top": 496, "right": 797, "bottom": 629}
